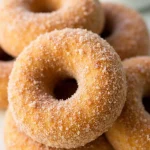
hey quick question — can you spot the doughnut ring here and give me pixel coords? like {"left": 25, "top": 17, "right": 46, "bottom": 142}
{"left": 4, "top": 110, "right": 114, "bottom": 150}
{"left": 106, "top": 56, "right": 150, "bottom": 150}
{"left": 0, "top": 48, "right": 14, "bottom": 109}
{"left": 0, "top": 0, "right": 104, "bottom": 57}
{"left": 100, "top": 3, "right": 149, "bottom": 60}
{"left": 8, "top": 29, "right": 126, "bottom": 149}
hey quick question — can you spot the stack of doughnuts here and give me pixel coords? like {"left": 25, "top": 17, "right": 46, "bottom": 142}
{"left": 0, "top": 0, "right": 149, "bottom": 150}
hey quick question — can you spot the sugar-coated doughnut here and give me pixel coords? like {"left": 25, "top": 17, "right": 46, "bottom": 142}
{"left": 0, "top": 48, "right": 13, "bottom": 109}
{"left": 100, "top": 3, "right": 149, "bottom": 60}
{"left": 106, "top": 56, "right": 150, "bottom": 150}
{"left": 0, "top": 0, "right": 104, "bottom": 57}
{"left": 4, "top": 110, "right": 114, "bottom": 150}
{"left": 8, "top": 28, "right": 126, "bottom": 149}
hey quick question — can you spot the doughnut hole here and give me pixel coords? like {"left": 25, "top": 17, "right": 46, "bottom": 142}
{"left": 100, "top": 20, "right": 113, "bottom": 39}
{"left": 101, "top": 23, "right": 113, "bottom": 39}
{"left": 53, "top": 78, "right": 78, "bottom": 100}
{"left": 27, "top": 0, "right": 62, "bottom": 13}
{"left": 0, "top": 48, "right": 14, "bottom": 61}
{"left": 142, "top": 96, "right": 150, "bottom": 114}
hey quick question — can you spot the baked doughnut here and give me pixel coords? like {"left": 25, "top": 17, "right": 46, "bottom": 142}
{"left": 106, "top": 56, "right": 150, "bottom": 150}
{"left": 0, "top": 0, "right": 104, "bottom": 57}
{"left": 8, "top": 28, "right": 126, "bottom": 149}
{"left": 100, "top": 3, "right": 149, "bottom": 60}
{"left": 4, "top": 110, "right": 114, "bottom": 150}
{"left": 0, "top": 47, "right": 14, "bottom": 109}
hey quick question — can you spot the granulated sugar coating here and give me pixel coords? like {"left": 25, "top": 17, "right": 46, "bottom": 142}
{"left": 0, "top": 0, "right": 104, "bottom": 57}
{"left": 4, "top": 110, "right": 114, "bottom": 150}
{"left": 0, "top": 48, "right": 14, "bottom": 109}
{"left": 8, "top": 28, "right": 126, "bottom": 149}
{"left": 106, "top": 57, "right": 150, "bottom": 150}
{"left": 100, "top": 3, "right": 149, "bottom": 60}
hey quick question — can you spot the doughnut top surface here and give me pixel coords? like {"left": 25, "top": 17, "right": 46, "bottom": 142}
{"left": 8, "top": 28, "right": 126, "bottom": 148}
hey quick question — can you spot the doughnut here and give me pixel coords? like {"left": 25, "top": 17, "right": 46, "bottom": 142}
{"left": 0, "top": 0, "right": 104, "bottom": 57}
{"left": 100, "top": 3, "right": 149, "bottom": 60}
{"left": 8, "top": 28, "right": 126, "bottom": 149}
{"left": 106, "top": 56, "right": 150, "bottom": 150}
{"left": 0, "top": 47, "right": 14, "bottom": 109}
{"left": 4, "top": 110, "right": 114, "bottom": 150}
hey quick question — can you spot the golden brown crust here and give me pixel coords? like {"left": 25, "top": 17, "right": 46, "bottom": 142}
{"left": 100, "top": 3, "right": 149, "bottom": 60}
{"left": 106, "top": 56, "right": 150, "bottom": 150}
{"left": 0, "top": 0, "right": 104, "bottom": 57}
{"left": 8, "top": 29, "right": 126, "bottom": 149}
{"left": 4, "top": 110, "right": 114, "bottom": 150}
{"left": 0, "top": 49, "right": 13, "bottom": 109}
